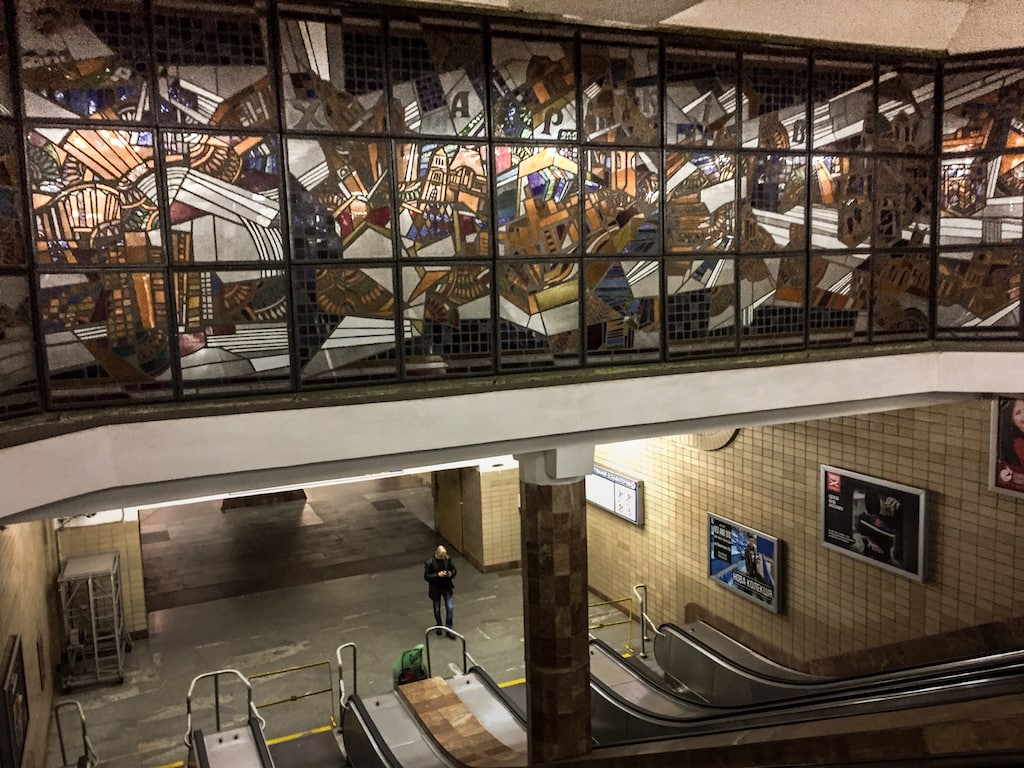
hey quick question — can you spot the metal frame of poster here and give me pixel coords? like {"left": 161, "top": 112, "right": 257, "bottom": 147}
{"left": 989, "top": 395, "right": 1024, "bottom": 499}
{"left": 707, "top": 513, "right": 781, "bottom": 613}
{"left": 0, "top": 635, "right": 28, "bottom": 768}
{"left": 821, "top": 465, "right": 926, "bottom": 582}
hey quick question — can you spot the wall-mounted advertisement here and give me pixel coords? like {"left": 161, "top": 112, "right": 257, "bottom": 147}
{"left": 989, "top": 396, "right": 1024, "bottom": 499}
{"left": 707, "top": 514, "right": 781, "bottom": 613}
{"left": 821, "top": 465, "right": 926, "bottom": 582}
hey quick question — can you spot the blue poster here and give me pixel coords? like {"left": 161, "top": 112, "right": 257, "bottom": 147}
{"left": 708, "top": 513, "right": 781, "bottom": 613}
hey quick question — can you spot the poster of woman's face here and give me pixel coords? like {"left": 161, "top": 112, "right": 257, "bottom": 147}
{"left": 990, "top": 396, "right": 1024, "bottom": 498}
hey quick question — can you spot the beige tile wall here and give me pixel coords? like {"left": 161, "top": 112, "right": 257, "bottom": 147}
{"left": 587, "top": 398, "right": 1024, "bottom": 662}
{"left": 56, "top": 513, "right": 147, "bottom": 635}
{"left": 479, "top": 467, "right": 520, "bottom": 568}
{"left": 460, "top": 466, "right": 484, "bottom": 566}
{"left": 0, "top": 520, "right": 59, "bottom": 768}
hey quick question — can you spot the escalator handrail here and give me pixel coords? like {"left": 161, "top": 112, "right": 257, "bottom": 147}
{"left": 346, "top": 693, "right": 405, "bottom": 768}
{"left": 466, "top": 665, "right": 527, "bottom": 727}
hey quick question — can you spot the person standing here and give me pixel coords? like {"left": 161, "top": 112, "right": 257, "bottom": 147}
{"left": 424, "top": 545, "right": 457, "bottom": 637}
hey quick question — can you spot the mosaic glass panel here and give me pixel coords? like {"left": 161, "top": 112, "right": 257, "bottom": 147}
{"left": 279, "top": 15, "right": 387, "bottom": 133}
{"left": 738, "top": 254, "right": 807, "bottom": 350}
{"left": 740, "top": 154, "right": 807, "bottom": 251}
{"left": 286, "top": 138, "right": 392, "bottom": 261}
{"left": 584, "top": 149, "right": 659, "bottom": 255}
{"left": 175, "top": 268, "right": 290, "bottom": 394}
{"left": 875, "top": 157, "right": 932, "bottom": 247}
{"left": 943, "top": 65, "right": 1024, "bottom": 154}
{"left": 491, "top": 37, "right": 577, "bottom": 141}
{"left": 808, "top": 154, "right": 869, "bottom": 250}
{"left": 665, "top": 150, "right": 735, "bottom": 252}
{"left": 0, "top": 125, "right": 25, "bottom": 266}
{"left": 154, "top": 7, "right": 274, "bottom": 129}
{"left": 27, "top": 127, "right": 162, "bottom": 267}
{"left": 664, "top": 49, "right": 738, "bottom": 148}
{"left": 872, "top": 251, "right": 931, "bottom": 339}
{"left": 396, "top": 142, "right": 488, "bottom": 259}
{"left": 163, "top": 133, "right": 282, "bottom": 264}
{"left": 390, "top": 20, "right": 486, "bottom": 137}
{"left": 498, "top": 261, "right": 580, "bottom": 369}
{"left": 295, "top": 265, "right": 398, "bottom": 385}
{"left": 810, "top": 60, "right": 874, "bottom": 153}
{"left": 939, "top": 154, "right": 1024, "bottom": 245}
{"left": 877, "top": 66, "right": 935, "bottom": 153}
{"left": 39, "top": 269, "right": 173, "bottom": 403}
{"left": 740, "top": 54, "right": 809, "bottom": 150}
{"left": 495, "top": 145, "right": 580, "bottom": 257}
{"left": 579, "top": 42, "right": 659, "bottom": 145}
{"left": 18, "top": 1, "right": 149, "bottom": 121}
{"left": 402, "top": 263, "right": 494, "bottom": 376}
{"left": 0, "top": 273, "right": 41, "bottom": 417}
{"left": 583, "top": 259, "right": 660, "bottom": 362}
{"left": 665, "top": 257, "right": 736, "bottom": 356}
{"left": 0, "top": 10, "right": 12, "bottom": 117}
{"left": 936, "top": 247, "right": 1022, "bottom": 335}
{"left": 806, "top": 252, "right": 870, "bottom": 345}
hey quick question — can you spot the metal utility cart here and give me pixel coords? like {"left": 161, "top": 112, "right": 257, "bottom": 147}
{"left": 57, "top": 552, "right": 130, "bottom": 690}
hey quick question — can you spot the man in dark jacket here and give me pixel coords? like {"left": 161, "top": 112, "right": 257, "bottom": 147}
{"left": 424, "top": 545, "right": 457, "bottom": 637}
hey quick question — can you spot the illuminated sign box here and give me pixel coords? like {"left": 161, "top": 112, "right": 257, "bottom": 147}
{"left": 586, "top": 465, "right": 644, "bottom": 526}
{"left": 708, "top": 513, "right": 781, "bottom": 613}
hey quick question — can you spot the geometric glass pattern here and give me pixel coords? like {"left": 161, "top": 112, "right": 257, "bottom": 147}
{"left": 665, "top": 257, "right": 736, "bottom": 357}
{"left": 665, "top": 150, "right": 735, "bottom": 252}
{"left": 742, "top": 154, "right": 807, "bottom": 251}
{"left": 580, "top": 42, "right": 659, "bottom": 145}
{"left": 163, "top": 133, "right": 282, "bottom": 264}
{"left": 808, "top": 154, "right": 868, "bottom": 250}
{"left": 872, "top": 251, "right": 931, "bottom": 339}
{"left": 286, "top": 138, "right": 392, "bottom": 261}
{"left": 498, "top": 261, "right": 581, "bottom": 369}
{"left": 939, "top": 155, "right": 1024, "bottom": 245}
{"left": 0, "top": 9, "right": 13, "bottom": 117}
{"left": 584, "top": 150, "right": 660, "bottom": 255}
{"left": 807, "top": 252, "right": 870, "bottom": 345}
{"left": 403, "top": 263, "right": 494, "bottom": 376}
{"left": 397, "top": 143, "right": 489, "bottom": 259}
{"left": 18, "top": 3, "right": 151, "bottom": 121}
{"left": 936, "top": 248, "right": 1022, "bottom": 336}
{"left": 390, "top": 19, "right": 486, "bottom": 137}
{"left": 0, "top": 273, "right": 40, "bottom": 417}
{"left": 495, "top": 145, "right": 580, "bottom": 257}
{"left": 741, "top": 54, "right": 809, "bottom": 150}
{"left": 810, "top": 60, "right": 874, "bottom": 153}
{"left": 0, "top": 124, "right": 25, "bottom": 266}
{"left": 295, "top": 265, "right": 398, "bottom": 385}
{"left": 738, "top": 254, "right": 808, "bottom": 350}
{"left": 664, "top": 49, "right": 738, "bottom": 148}
{"left": 279, "top": 15, "right": 386, "bottom": 133}
{"left": 175, "top": 268, "right": 291, "bottom": 396}
{"left": 154, "top": 7, "right": 275, "bottom": 129}
{"left": 877, "top": 66, "right": 935, "bottom": 154}
{"left": 942, "top": 64, "right": 1024, "bottom": 155}
{"left": 583, "top": 259, "right": 661, "bottom": 362}
{"left": 491, "top": 36, "right": 577, "bottom": 141}
{"left": 39, "top": 269, "right": 173, "bottom": 404}
{"left": 27, "top": 128, "right": 161, "bottom": 267}
{"left": 876, "top": 157, "right": 932, "bottom": 247}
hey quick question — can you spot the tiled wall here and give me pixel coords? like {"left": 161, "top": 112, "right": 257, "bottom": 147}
{"left": 56, "top": 512, "right": 148, "bottom": 635}
{"left": 0, "top": 520, "right": 59, "bottom": 768}
{"left": 587, "top": 398, "right": 1024, "bottom": 661}
{"left": 479, "top": 467, "right": 521, "bottom": 569}
{"left": 460, "top": 467, "right": 484, "bottom": 567}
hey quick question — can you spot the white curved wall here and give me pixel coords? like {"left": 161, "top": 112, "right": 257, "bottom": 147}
{"left": 1, "top": 351, "right": 1020, "bottom": 522}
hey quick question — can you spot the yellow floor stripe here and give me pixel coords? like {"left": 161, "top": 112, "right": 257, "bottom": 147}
{"left": 499, "top": 677, "right": 525, "bottom": 687}
{"left": 155, "top": 724, "right": 334, "bottom": 767}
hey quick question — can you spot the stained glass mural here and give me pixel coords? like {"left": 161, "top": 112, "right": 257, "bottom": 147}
{"left": 0, "top": 9, "right": 12, "bottom": 117}
{"left": 580, "top": 42, "right": 659, "bottom": 145}
{"left": 154, "top": 7, "right": 274, "bottom": 129}
{"left": 491, "top": 37, "right": 577, "bottom": 141}
{"left": 495, "top": 145, "right": 580, "bottom": 256}
{"left": 810, "top": 60, "right": 873, "bottom": 153}
{"left": 665, "top": 257, "right": 736, "bottom": 356}
{"left": 279, "top": 15, "right": 388, "bottom": 133}
{"left": 741, "top": 54, "right": 809, "bottom": 151}
{"left": 295, "top": 265, "right": 398, "bottom": 385}
{"left": 175, "top": 268, "right": 290, "bottom": 394}
{"left": 876, "top": 157, "right": 932, "bottom": 247}
{"left": 664, "top": 50, "right": 738, "bottom": 148}
{"left": 583, "top": 260, "right": 660, "bottom": 361}
{"left": 0, "top": 273, "right": 40, "bottom": 416}
{"left": 17, "top": 1, "right": 149, "bottom": 121}
{"left": 742, "top": 154, "right": 807, "bottom": 251}
{"left": 0, "top": 124, "right": 25, "bottom": 267}
{"left": 808, "top": 154, "right": 869, "bottom": 250}
{"left": 163, "top": 133, "right": 282, "bottom": 264}
{"left": 390, "top": 20, "right": 486, "bottom": 137}
{"left": 940, "top": 154, "right": 1024, "bottom": 245}
{"left": 806, "top": 252, "right": 869, "bottom": 344}
{"left": 286, "top": 137, "right": 392, "bottom": 260}
{"left": 396, "top": 143, "right": 488, "bottom": 259}
{"left": 498, "top": 261, "right": 580, "bottom": 369}
{"left": 936, "top": 248, "right": 1022, "bottom": 335}
{"left": 39, "top": 269, "right": 172, "bottom": 403}
{"left": 877, "top": 66, "right": 934, "bottom": 153}
{"left": 942, "top": 64, "right": 1024, "bottom": 154}
{"left": 872, "top": 251, "right": 931, "bottom": 338}
{"left": 738, "top": 254, "right": 809, "bottom": 349}
{"left": 665, "top": 150, "right": 735, "bottom": 252}
{"left": 27, "top": 128, "right": 161, "bottom": 267}
{"left": 584, "top": 149, "right": 659, "bottom": 255}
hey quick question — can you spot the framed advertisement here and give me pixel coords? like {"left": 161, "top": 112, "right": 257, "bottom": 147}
{"left": 989, "top": 396, "right": 1024, "bottom": 499}
{"left": 821, "top": 465, "right": 926, "bottom": 581}
{"left": 707, "top": 513, "right": 781, "bottom": 613}
{"left": 0, "top": 635, "right": 29, "bottom": 768}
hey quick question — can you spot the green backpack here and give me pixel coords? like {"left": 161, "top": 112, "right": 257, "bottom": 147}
{"left": 392, "top": 643, "right": 428, "bottom": 687}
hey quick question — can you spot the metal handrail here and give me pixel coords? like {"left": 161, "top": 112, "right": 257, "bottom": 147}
{"left": 632, "top": 583, "right": 663, "bottom": 659}
{"left": 336, "top": 641, "right": 357, "bottom": 722}
{"left": 182, "top": 668, "right": 265, "bottom": 749}
{"left": 425, "top": 627, "right": 475, "bottom": 677}
{"left": 53, "top": 700, "right": 98, "bottom": 768}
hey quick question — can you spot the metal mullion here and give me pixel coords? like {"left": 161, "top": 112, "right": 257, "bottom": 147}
{"left": 733, "top": 51, "right": 745, "bottom": 356}
{"left": 482, "top": 18, "right": 501, "bottom": 376}
{"left": 805, "top": 52, "right": 816, "bottom": 351}
{"left": 929, "top": 59, "right": 948, "bottom": 341}
{"left": 574, "top": 29, "right": 586, "bottom": 370}
{"left": 657, "top": 38, "right": 668, "bottom": 364}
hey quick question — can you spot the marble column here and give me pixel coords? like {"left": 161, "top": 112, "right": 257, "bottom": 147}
{"left": 514, "top": 444, "right": 594, "bottom": 765}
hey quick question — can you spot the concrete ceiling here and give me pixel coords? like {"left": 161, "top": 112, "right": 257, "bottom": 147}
{"left": 404, "top": 0, "right": 1022, "bottom": 54}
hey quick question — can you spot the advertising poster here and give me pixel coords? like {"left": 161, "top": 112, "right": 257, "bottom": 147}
{"left": 707, "top": 513, "right": 781, "bottom": 613}
{"left": 990, "top": 396, "right": 1024, "bottom": 499}
{"left": 821, "top": 465, "right": 926, "bottom": 581}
